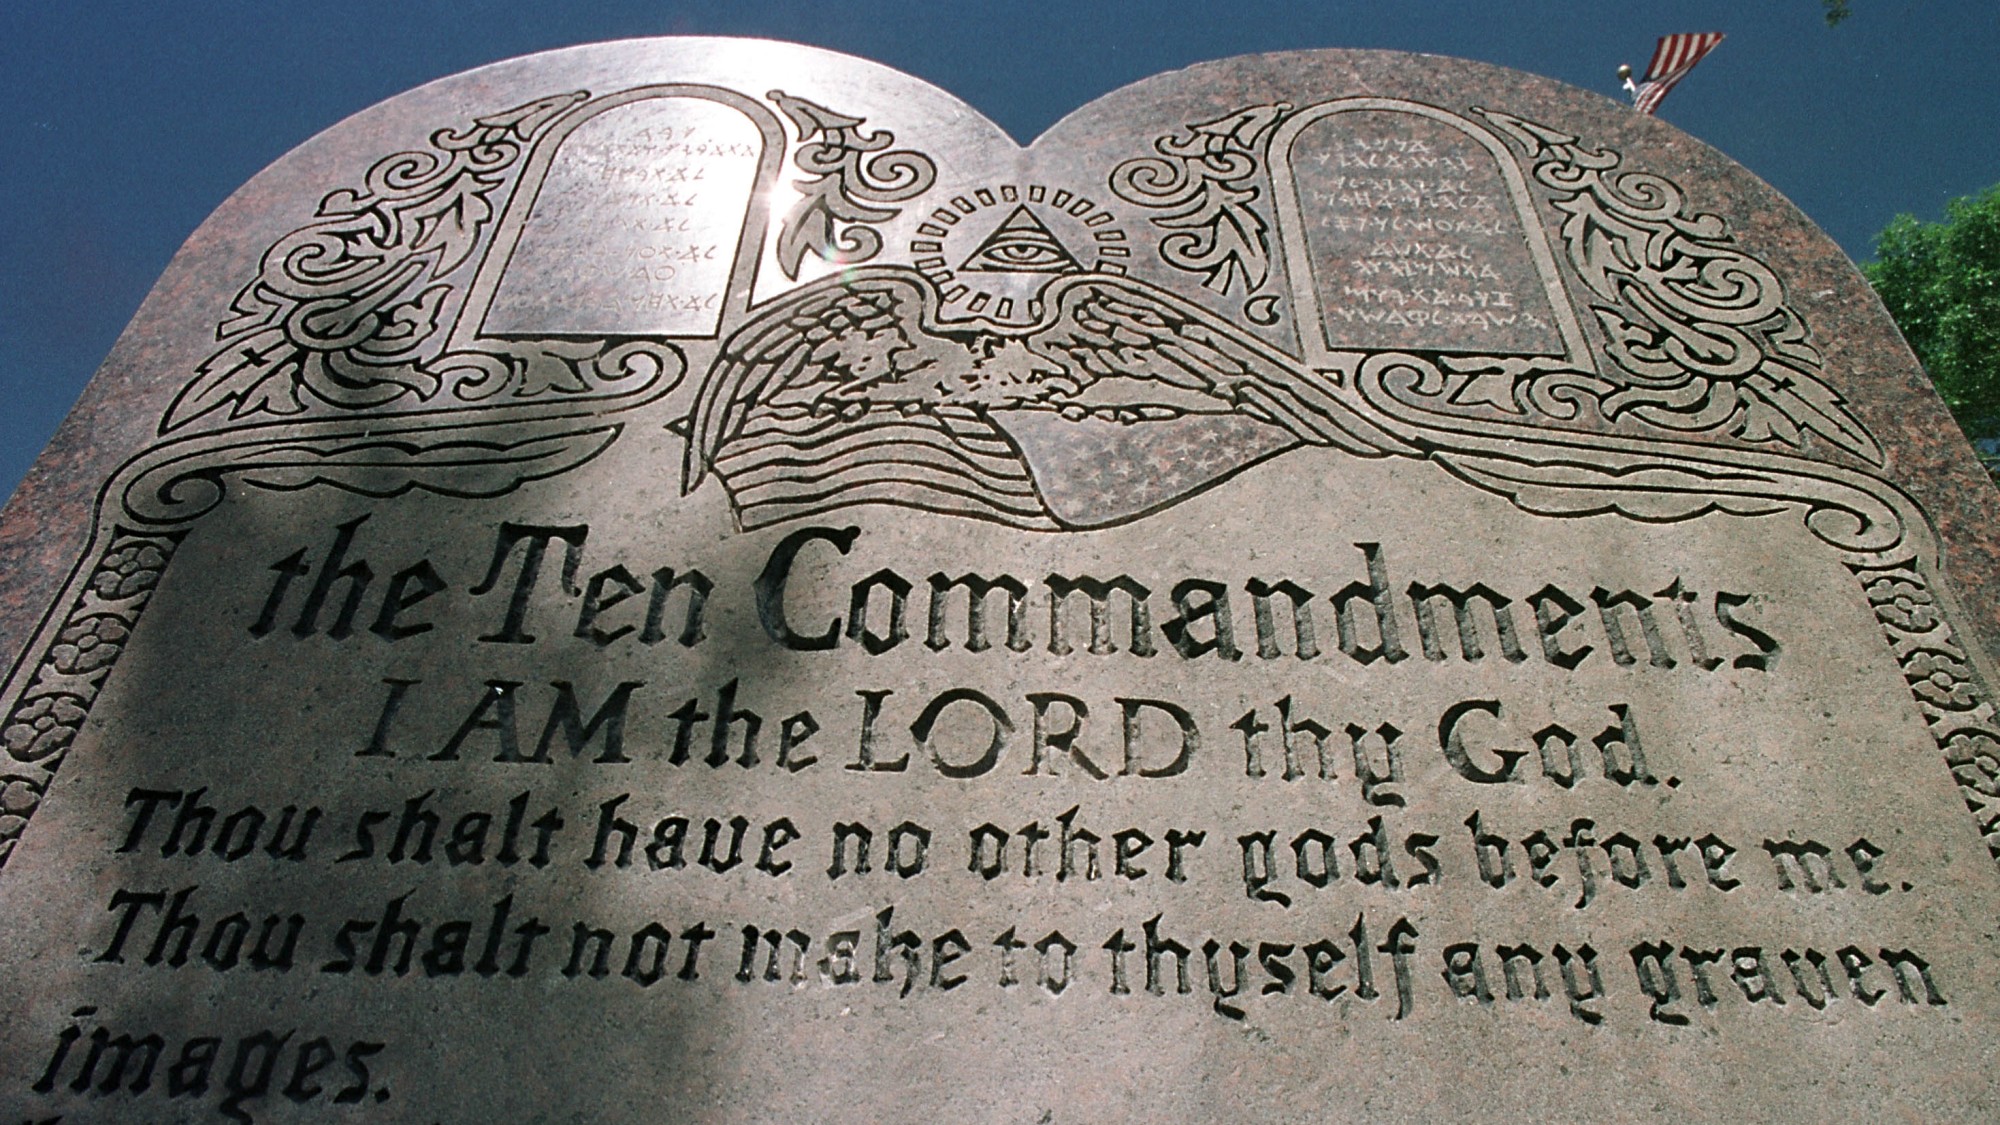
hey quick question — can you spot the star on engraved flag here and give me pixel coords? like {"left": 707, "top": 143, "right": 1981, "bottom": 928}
{"left": 1618, "top": 32, "right": 1725, "bottom": 116}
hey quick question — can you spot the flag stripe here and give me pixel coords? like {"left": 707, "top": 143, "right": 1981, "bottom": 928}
{"left": 722, "top": 442, "right": 1045, "bottom": 502}
{"left": 716, "top": 424, "right": 1032, "bottom": 492}
{"left": 1634, "top": 32, "right": 1723, "bottom": 115}
{"left": 1645, "top": 32, "right": 1723, "bottom": 82}
{"left": 711, "top": 403, "right": 1058, "bottom": 530}
{"left": 725, "top": 413, "right": 1030, "bottom": 480}
{"left": 1634, "top": 75, "right": 1682, "bottom": 115}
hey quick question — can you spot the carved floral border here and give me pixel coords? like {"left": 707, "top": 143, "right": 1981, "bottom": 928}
{"left": 0, "top": 530, "right": 181, "bottom": 865}
{"left": 1852, "top": 559, "right": 2000, "bottom": 861}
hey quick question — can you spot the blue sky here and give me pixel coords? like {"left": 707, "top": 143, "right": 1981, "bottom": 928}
{"left": 2, "top": 0, "right": 1994, "bottom": 502}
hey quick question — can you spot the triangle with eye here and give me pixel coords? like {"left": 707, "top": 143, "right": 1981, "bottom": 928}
{"left": 958, "top": 205, "right": 1085, "bottom": 274}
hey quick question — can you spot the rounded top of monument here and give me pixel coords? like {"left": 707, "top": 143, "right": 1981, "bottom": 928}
{"left": 5, "top": 34, "right": 1992, "bottom": 680}
{"left": 4, "top": 35, "right": 2000, "bottom": 1125}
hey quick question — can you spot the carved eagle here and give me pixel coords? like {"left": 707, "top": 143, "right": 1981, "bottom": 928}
{"left": 681, "top": 267, "right": 1411, "bottom": 530}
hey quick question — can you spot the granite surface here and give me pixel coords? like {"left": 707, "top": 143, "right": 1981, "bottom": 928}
{"left": 1, "top": 39, "right": 1997, "bottom": 1123}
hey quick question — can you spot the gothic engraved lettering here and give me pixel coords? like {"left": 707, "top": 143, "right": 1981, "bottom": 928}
{"left": 2, "top": 40, "right": 1996, "bottom": 1125}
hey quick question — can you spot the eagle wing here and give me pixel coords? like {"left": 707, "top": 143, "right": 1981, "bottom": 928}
{"left": 1025, "top": 274, "right": 1415, "bottom": 458}
{"left": 683, "top": 270, "right": 934, "bottom": 493}
{"left": 679, "top": 269, "right": 1059, "bottom": 530}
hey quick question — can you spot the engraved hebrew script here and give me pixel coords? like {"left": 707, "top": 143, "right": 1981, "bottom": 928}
{"left": 485, "top": 95, "right": 767, "bottom": 337}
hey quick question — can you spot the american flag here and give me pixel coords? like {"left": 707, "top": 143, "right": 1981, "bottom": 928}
{"left": 1631, "top": 32, "right": 1725, "bottom": 115}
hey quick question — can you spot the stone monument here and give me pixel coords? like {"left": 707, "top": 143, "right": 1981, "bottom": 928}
{"left": 2, "top": 38, "right": 1997, "bottom": 1122}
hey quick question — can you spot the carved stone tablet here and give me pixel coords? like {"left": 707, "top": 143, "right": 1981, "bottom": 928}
{"left": 3, "top": 39, "right": 1998, "bottom": 1123}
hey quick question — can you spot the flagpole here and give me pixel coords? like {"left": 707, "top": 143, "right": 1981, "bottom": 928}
{"left": 1622, "top": 32, "right": 1724, "bottom": 115}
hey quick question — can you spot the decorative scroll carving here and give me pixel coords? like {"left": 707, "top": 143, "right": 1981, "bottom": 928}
{"left": 1350, "top": 351, "right": 1917, "bottom": 559}
{"left": 1109, "top": 104, "right": 1290, "bottom": 299}
{"left": 427, "top": 339, "right": 681, "bottom": 403}
{"left": 0, "top": 529, "right": 181, "bottom": 867}
{"left": 154, "top": 87, "right": 697, "bottom": 550}
{"left": 1472, "top": 107, "right": 1882, "bottom": 466}
{"left": 770, "top": 91, "right": 937, "bottom": 280}
{"left": 122, "top": 419, "right": 625, "bottom": 528}
{"left": 174, "top": 92, "right": 592, "bottom": 432}
{"left": 1852, "top": 558, "right": 2000, "bottom": 865}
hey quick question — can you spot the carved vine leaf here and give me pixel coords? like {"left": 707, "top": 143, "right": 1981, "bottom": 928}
{"left": 770, "top": 91, "right": 937, "bottom": 280}
{"left": 227, "top": 427, "right": 624, "bottom": 501}
{"left": 1110, "top": 103, "right": 1291, "bottom": 297}
{"left": 168, "top": 91, "right": 590, "bottom": 433}
{"left": 1475, "top": 107, "right": 1883, "bottom": 466}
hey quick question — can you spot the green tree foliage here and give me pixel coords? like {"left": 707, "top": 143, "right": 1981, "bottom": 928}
{"left": 1824, "top": 0, "right": 1851, "bottom": 26}
{"left": 1865, "top": 184, "right": 2000, "bottom": 444}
